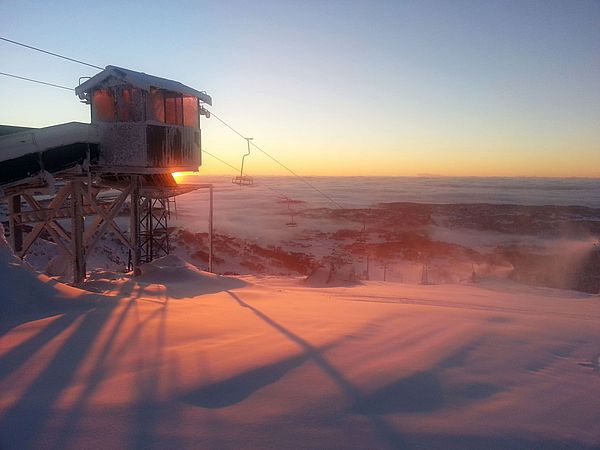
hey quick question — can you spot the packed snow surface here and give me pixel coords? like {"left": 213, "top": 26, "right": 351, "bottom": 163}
{"left": 1, "top": 235, "right": 600, "bottom": 449}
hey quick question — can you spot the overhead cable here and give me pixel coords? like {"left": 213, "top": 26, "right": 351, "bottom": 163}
{"left": 203, "top": 149, "right": 292, "bottom": 200}
{"left": 0, "top": 36, "right": 103, "bottom": 70}
{"left": 0, "top": 71, "right": 74, "bottom": 91}
{"left": 1, "top": 37, "right": 345, "bottom": 209}
{"left": 207, "top": 110, "right": 345, "bottom": 209}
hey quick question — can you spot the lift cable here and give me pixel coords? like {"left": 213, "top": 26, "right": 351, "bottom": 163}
{"left": 207, "top": 110, "right": 345, "bottom": 210}
{"left": 204, "top": 149, "right": 306, "bottom": 228}
{"left": 0, "top": 69, "right": 299, "bottom": 204}
{"left": 203, "top": 149, "right": 294, "bottom": 200}
{"left": 0, "top": 35, "right": 344, "bottom": 210}
{"left": 0, "top": 71, "right": 74, "bottom": 91}
{"left": 0, "top": 36, "right": 103, "bottom": 70}
{"left": 0, "top": 37, "right": 345, "bottom": 210}
{"left": 202, "top": 149, "right": 242, "bottom": 174}
{"left": 1, "top": 68, "right": 345, "bottom": 217}
{"left": 0, "top": 36, "right": 344, "bottom": 209}
{"left": 1, "top": 67, "right": 364, "bottom": 235}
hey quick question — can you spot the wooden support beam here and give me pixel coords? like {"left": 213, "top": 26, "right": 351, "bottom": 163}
{"left": 22, "top": 193, "right": 73, "bottom": 257}
{"left": 18, "top": 184, "right": 71, "bottom": 258}
{"left": 71, "top": 181, "right": 86, "bottom": 284}
{"left": 8, "top": 204, "right": 97, "bottom": 223}
{"left": 47, "top": 221, "right": 72, "bottom": 248}
{"left": 82, "top": 186, "right": 133, "bottom": 253}
{"left": 130, "top": 176, "right": 141, "bottom": 276}
{"left": 8, "top": 195, "right": 22, "bottom": 253}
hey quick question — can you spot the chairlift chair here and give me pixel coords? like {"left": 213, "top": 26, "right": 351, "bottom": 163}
{"left": 232, "top": 137, "right": 254, "bottom": 186}
{"left": 232, "top": 175, "right": 254, "bottom": 186}
{"left": 285, "top": 198, "right": 298, "bottom": 227}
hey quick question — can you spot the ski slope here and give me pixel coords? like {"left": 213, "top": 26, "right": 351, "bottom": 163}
{"left": 1, "top": 239, "right": 599, "bottom": 449}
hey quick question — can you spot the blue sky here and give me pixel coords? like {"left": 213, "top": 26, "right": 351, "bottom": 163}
{"left": 1, "top": 0, "right": 599, "bottom": 176}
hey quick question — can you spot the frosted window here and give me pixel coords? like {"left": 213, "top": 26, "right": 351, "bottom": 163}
{"left": 183, "top": 97, "right": 199, "bottom": 128}
{"left": 116, "top": 87, "right": 144, "bottom": 122}
{"left": 149, "top": 88, "right": 165, "bottom": 122}
{"left": 92, "top": 89, "right": 115, "bottom": 122}
{"left": 165, "top": 92, "right": 183, "bottom": 125}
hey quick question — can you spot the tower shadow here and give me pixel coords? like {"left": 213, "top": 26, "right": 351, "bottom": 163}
{"left": 222, "top": 290, "right": 407, "bottom": 449}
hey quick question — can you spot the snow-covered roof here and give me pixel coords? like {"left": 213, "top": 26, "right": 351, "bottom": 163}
{"left": 75, "top": 65, "right": 212, "bottom": 105}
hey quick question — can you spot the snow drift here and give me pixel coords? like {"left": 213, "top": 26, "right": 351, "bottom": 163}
{"left": 129, "top": 254, "right": 246, "bottom": 298}
{"left": 0, "top": 224, "right": 95, "bottom": 316}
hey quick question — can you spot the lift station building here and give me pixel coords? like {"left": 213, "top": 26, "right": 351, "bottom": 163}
{"left": 0, "top": 66, "right": 212, "bottom": 283}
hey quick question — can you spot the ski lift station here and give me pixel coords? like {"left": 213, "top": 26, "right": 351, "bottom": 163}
{"left": 0, "top": 66, "right": 213, "bottom": 283}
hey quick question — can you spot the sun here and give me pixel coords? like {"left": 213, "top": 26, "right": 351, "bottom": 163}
{"left": 171, "top": 172, "right": 185, "bottom": 183}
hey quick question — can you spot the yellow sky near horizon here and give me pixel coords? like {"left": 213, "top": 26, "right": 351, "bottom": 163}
{"left": 197, "top": 133, "right": 600, "bottom": 178}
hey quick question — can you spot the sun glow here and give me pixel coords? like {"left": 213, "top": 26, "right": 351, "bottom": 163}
{"left": 172, "top": 172, "right": 185, "bottom": 183}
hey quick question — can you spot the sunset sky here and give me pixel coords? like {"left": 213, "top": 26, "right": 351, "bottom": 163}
{"left": 1, "top": 0, "right": 599, "bottom": 177}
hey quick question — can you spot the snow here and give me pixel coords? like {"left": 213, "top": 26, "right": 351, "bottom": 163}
{"left": 0, "top": 122, "right": 99, "bottom": 162}
{"left": 2, "top": 178, "right": 600, "bottom": 448}
{"left": 75, "top": 66, "right": 212, "bottom": 105}
{"left": 1, "top": 219, "right": 600, "bottom": 449}
{"left": 0, "top": 223, "right": 96, "bottom": 317}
